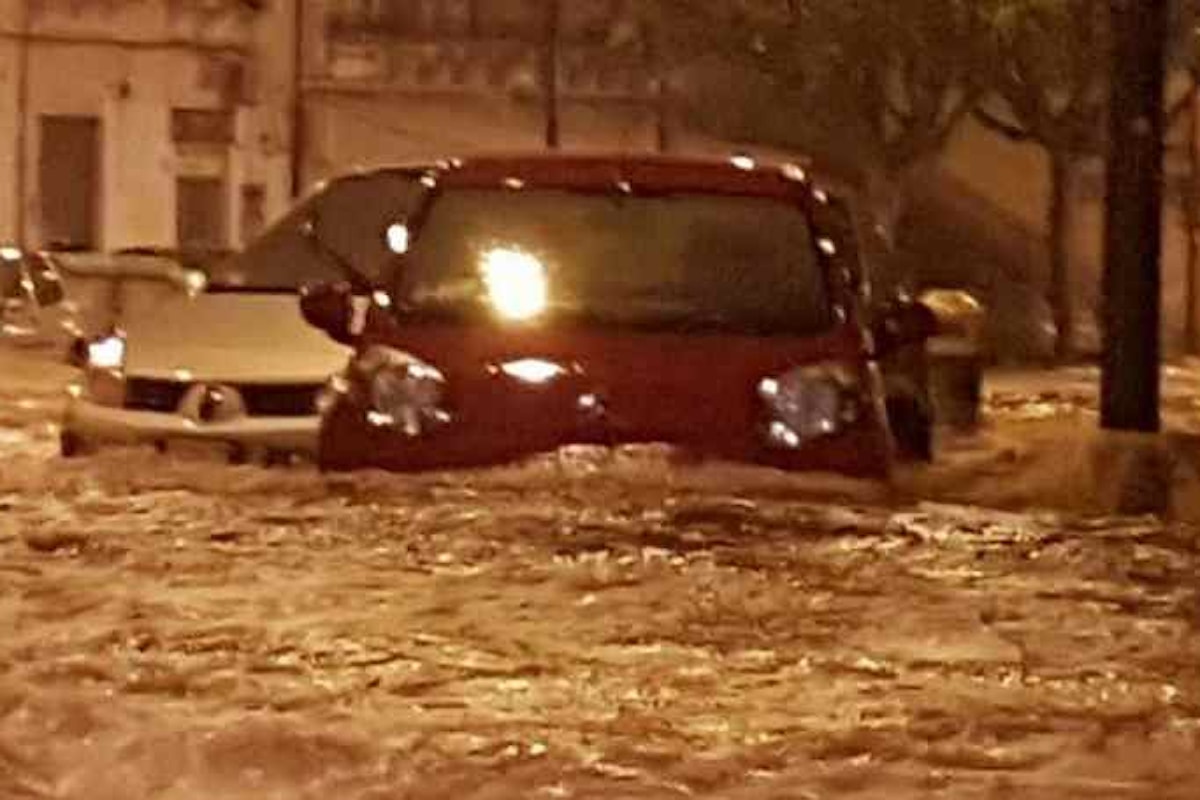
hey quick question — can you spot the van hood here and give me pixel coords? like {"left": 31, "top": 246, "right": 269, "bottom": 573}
{"left": 120, "top": 291, "right": 350, "bottom": 384}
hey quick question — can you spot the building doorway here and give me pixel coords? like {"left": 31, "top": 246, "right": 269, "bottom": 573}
{"left": 39, "top": 115, "right": 101, "bottom": 249}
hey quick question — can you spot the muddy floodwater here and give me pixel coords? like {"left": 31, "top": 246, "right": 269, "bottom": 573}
{"left": 3, "top": 350, "right": 1200, "bottom": 799}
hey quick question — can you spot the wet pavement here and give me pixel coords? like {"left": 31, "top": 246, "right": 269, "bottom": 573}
{"left": 2, "top": 348, "right": 1200, "bottom": 799}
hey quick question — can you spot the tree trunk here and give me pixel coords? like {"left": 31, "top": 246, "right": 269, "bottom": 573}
{"left": 1048, "top": 152, "right": 1075, "bottom": 362}
{"left": 864, "top": 166, "right": 916, "bottom": 297}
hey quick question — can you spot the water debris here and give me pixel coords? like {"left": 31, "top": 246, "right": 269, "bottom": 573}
{"left": 886, "top": 503, "right": 1057, "bottom": 545}
{"left": 21, "top": 527, "right": 90, "bottom": 553}
{"left": 2, "top": 348, "right": 1200, "bottom": 796}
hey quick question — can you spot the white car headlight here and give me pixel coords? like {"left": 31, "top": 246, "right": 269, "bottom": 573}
{"left": 87, "top": 334, "right": 126, "bottom": 370}
{"left": 355, "top": 346, "right": 450, "bottom": 437}
{"left": 758, "top": 363, "right": 861, "bottom": 448}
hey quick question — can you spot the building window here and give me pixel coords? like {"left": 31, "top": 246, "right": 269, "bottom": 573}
{"left": 177, "top": 177, "right": 228, "bottom": 249}
{"left": 171, "top": 108, "right": 235, "bottom": 145}
{"left": 328, "top": 0, "right": 538, "bottom": 40}
{"left": 327, "top": 0, "right": 425, "bottom": 36}
{"left": 562, "top": 0, "right": 626, "bottom": 44}
{"left": 240, "top": 184, "right": 266, "bottom": 244}
{"left": 474, "top": 0, "right": 539, "bottom": 39}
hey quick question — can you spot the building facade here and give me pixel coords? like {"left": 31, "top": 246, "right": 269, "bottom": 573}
{"left": 0, "top": 0, "right": 714, "bottom": 251}
{"left": 298, "top": 0, "right": 668, "bottom": 188}
{"left": 0, "top": 0, "right": 294, "bottom": 251}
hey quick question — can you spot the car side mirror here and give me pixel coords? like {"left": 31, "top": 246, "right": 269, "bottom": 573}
{"left": 300, "top": 280, "right": 358, "bottom": 345}
{"left": 873, "top": 300, "right": 938, "bottom": 357}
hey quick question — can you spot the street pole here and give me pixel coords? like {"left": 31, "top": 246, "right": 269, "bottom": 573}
{"left": 290, "top": 0, "right": 306, "bottom": 199}
{"left": 651, "top": 29, "right": 670, "bottom": 154}
{"left": 655, "top": 75, "right": 670, "bottom": 154}
{"left": 1101, "top": 0, "right": 1167, "bottom": 432}
{"left": 541, "top": 0, "right": 560, "bottom": 149}
{"left": 1187, "top": 76, "right": 1200, "bottom": 355}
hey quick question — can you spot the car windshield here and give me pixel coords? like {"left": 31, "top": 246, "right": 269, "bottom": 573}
{"left": 207, "top": 171, "right": 424, "bottom": 292}
{"left": 202, "top": 197, "right": 333, "bottom": 291}
{"left": 394, "top": 188, "right": 833, "bottom": 335}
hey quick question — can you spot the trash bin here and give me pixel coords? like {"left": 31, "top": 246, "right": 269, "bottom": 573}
{"left": 928, "top": 339, "right": 984, "bottom": 428}
{"left": 919, "top": 289, "right": 986, "bottom": 430}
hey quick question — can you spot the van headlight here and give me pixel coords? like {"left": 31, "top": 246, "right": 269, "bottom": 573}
{"left": 758, "top": 363, "right": 862, "bottom": 448}
{"left": 353, "top": 346, "right": 450, "bottom": 437}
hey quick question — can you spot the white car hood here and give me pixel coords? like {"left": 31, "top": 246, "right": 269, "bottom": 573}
{"left": 120, "top": 291, "right": 350, "bottom": 384}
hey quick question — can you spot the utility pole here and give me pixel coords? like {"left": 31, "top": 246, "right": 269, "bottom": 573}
{"left": 655, "top": 75, "right": 670, "bottom": 154}
{"left": 1101, "top": 0, "right": 1168, "bottom": 432}
{"left": 541, "top": 0, "right": 560, "bottom": 149}
{"left": 14, "top": 0, "right": 31, "bottom": 247}
{"left": 1187, "top": 75, "right": 1200, "bottom": 355}
{"left": 290, "top": 0, "right": 306, "bottom": 199}
{"left": 651, "top": 27, "right": 670, "bottom": 154}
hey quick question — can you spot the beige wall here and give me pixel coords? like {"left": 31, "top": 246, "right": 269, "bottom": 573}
{"left": 0, "top": 35, "right": 18, "bottom": 245}
{"left": 0, "top": 0, "right": 291, "bottom": 249}
{"left": 300, "top": 90, "right": 667, "bottom": 186}
{"left": 298, "top": 0, "right": 677, "bottom": 187}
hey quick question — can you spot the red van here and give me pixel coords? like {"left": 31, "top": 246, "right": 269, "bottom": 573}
{"left": 298, "top": 155, "right": 934, "bottom": 478}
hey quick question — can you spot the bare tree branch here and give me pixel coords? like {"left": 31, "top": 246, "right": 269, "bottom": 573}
{"left": 972, "top": 106, "right": 1033, "bottom": 141}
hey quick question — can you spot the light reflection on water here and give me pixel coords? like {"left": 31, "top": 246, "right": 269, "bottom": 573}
{"left": 3, "top": 344, "right": 1200, "bottom": 797}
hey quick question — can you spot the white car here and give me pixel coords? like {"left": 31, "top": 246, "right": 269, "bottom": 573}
{"left": 60, "top": 250, "right": 352, "bottom": 463}
{"left": 60, "top": 170, "right": 425, "bottom": 462}
{"left": 1, "top": 246, "right": 81, "bottom": 353}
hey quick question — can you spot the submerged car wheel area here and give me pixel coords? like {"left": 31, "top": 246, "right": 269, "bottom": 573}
{"left": 297, "top": 154, "right": 938, "bottom": 479}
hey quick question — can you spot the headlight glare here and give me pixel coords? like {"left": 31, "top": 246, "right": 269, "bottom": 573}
{"left": 499, "top": 358, "right": 566, "bottom": 384}
{"left": 356, "top": 346, "right": 449, "bottom": 437}
{"left": 87, "top": 334, "right": 126, "bottom": 370}
{"left": 759, "top": 363, "right": 861, "bottom": 448}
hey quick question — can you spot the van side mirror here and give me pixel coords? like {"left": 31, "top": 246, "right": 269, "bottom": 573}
{"left": 300, "top": 281, "right": 358, "bottom": 345}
